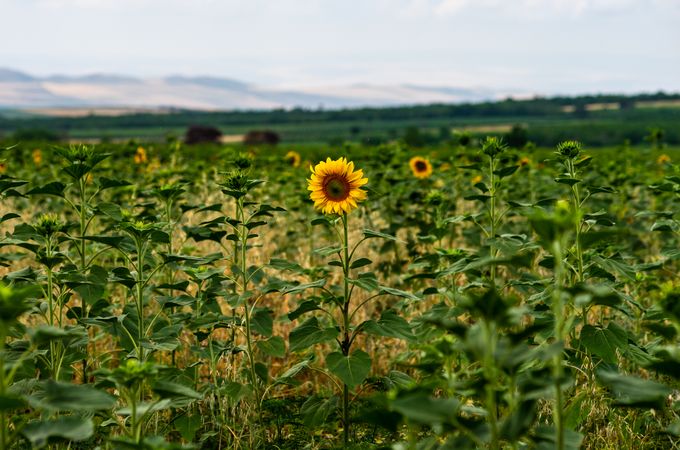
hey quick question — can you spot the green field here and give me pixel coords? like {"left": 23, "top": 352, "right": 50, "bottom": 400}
{"left": 1, "top": 97, "right": 680, "bottom": 449}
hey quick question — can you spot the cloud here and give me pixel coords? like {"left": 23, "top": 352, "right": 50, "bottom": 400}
{"left": 433, "top": 0, "right": 470, "bottom": 15}
{"left": 430, "top": 0, "right": 644, "bottom": 17}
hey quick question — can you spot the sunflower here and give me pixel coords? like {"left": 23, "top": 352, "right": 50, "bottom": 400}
{"left": 32, "top": 149, "right": 43, "bottom": 166}
{"left": 134, "top": 146, "right": 148, "bottom": 164}
{"left": 308, "top": 157, "right": 368, "bottom": 215}
{"left": 409, "top": 156, "right": 433, "bottom": 179}
{"left": 657, "top": 154, "right": 671, "bottom": 165}
{"left": 471, "top": 175, "right": 483, "bottom": 185}
{"left": 285, "top": 151, "right": 301, "bottom": 167}
{"left": 519, "top": 156, "right": 531, "bottom": 167}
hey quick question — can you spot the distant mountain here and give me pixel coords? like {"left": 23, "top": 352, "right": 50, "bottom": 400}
{"left": 0, "top": 68, "right": 35, "bottom": 82}
{"left": 0, "top": 68, "right": 509, "bottom": 112}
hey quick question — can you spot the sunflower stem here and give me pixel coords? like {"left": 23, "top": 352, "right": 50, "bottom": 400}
{"left": 341, "top": 213, "right": 351, "bottom": 446}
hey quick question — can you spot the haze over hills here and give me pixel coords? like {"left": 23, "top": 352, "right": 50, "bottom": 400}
{"left": 0, "top": 68, "right": 508, "bottom": 112}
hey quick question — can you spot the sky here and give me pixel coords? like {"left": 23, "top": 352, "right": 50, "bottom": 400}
{"left": 1, "top": 0, "right": 679, "bottom": 95}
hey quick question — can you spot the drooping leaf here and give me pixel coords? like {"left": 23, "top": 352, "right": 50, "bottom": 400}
{"left": 362, "top": 229, "right": 403, "bottom": 243}
{"left": 325, "top": 350, "right": 371, "bottom": 388}
{"left": 579, "top": 323, "right": 627, "bottom": 364}
{"left": 362, "top": 310, "right": 413, "bottom": 341}
{"left": 29, "top": 381, "right": 116, "bottom": 412}
{"left": 391, "top": 392, "right": 460, "bottom": 425}
{"left": 22, "top": 416, "right": 94, "bottom": 448}
{"left": 289, "top": 317, "right": 337, "bottom": 352}
{"left": 257, "top": 336, "right": 286, "bottom": 358}
{"left": 597, "top": 370, "right": 671, "bottom": 409}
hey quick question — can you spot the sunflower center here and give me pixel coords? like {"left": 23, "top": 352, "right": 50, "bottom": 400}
{"left": 415, "top": 160, "right": 428, "bottom": 172}
{"left": 323, "top": 176, "right": 350, "bottom": 201}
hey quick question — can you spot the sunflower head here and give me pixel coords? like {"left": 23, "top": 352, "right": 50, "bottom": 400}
{"left": 482, "top": 137, "right": 507, "bottom": 158}
{"left": 32, "top": 149, "right": 43, "bottom": 166}
{"left": 519, "top": 156, "right": 531, "bottom": 167}
{"left": 425, "top": 189, "right": 446, "bottom": 206}
{"left": 234, "top": 153, "right": 253, "bottom": 170}
{"left": 308, "top": 157, "right": 368, "bottom": 215}
{"left": 409, "top": 156, "right": 433, "bottom": 179}
{"left": 134, "top": 146, "right": 148, "bottom": 165}
{"left": 556, "top": 140, "right": 581, "bottom": 159}
{"left": 657, "top": 154, "right": 671, "bottom": 165}
{"left": 285, "top": 151, "right": 301, "bottom": 167}
{"left": 34, "top": 213, "right": 65, "bottom": 237}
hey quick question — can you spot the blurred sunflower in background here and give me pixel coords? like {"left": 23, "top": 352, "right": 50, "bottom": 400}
{"left": 32, "top": 149, "right": 42, "bottom": 166}
{"left": 285, "top": 151, "right": 301, "bottom": 167}
{"left": 409, "top": 156, "right": 433, "bottom": 179}
{"left": 657, "top": 154, "right": 671, "bottom": 165}
{"left": 308, "top": 157, "right": 368, "bottom": 215}
{"left": 134, "top": 146, "right": 148, "bottom": 164}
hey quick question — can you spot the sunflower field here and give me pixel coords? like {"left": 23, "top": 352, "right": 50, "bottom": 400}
{"left": 1, "top": 138, "right": 680, "bottom": 450}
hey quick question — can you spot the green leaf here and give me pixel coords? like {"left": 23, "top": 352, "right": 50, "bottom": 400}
{"left": 0, "top": 394, "right": 26, "bottom": 411}
{"left": 534, "top": 425, "right": 583, "bottom": 450}
{"left": 71, "top": 265, "right": 108, "bottom": 306}
{"left": 251, "top": 308, "right": 274, "bottom": 336}
{"left": 22, "top": 417, "right": 93, "bottom": 448}
{"left": 554, "top": 177, "right": 582, "bottom": 186}
{"left": 268, "top": 258, "right": 305, "bottom": 273}
{"left": 152, "top": 380, "right": 202, "bottom": 401}
{"left": 30, "top": 381, "right": 116, "bottom": 412}
{"left": 26, "top": 181, "right": 67, "bottom": 197}
{"left": 363, "top": 229, "right": 403, "bottom": 243}
{"left": 362, "top": 310, "right": 413, "bottom": 341}
{"left": 325, "top": 350, "right": 371, "bottom": 388}
{"left": 579, "top": 323, "right": 627, "bottom": 364}
{"left": 29, "top": 325, "right": 88, "bottom": 347}
{"left": 597, "top": 370, "right": 672, "bottom": 409}
{"left": 98, "top": 177, "right": 132, "bottom": 190}
{"left": 465, "top": 194, "right": 492, "bottom": 202}
{"left": 379, "top": 285, "right": 420, "bottom": 301}
{"left": 666, "top": 420, "right": 680, "bottom": 437}
{"left": 282, "top": 279, "right": 326, "bottom": 295}
{"left": 174, "top": 414, "right": 202, "bottom": 442}
{"left": 494, "top": 165, "right": 519, "bottom": 178}
{"left": 288, "top": 299, "right": 322, "bottom": 321}
{"left": 275, "top": 358, "right": 312, "bottom": 385}
{"left": 289, "top": 317, "right": 337, "bottom": 352}
{"left": 652, "top": 220, "right": 677, "bottom": 232}
{"left": 350, "top": 257, "right": 372, "bottom": 269}
{"left": 116, "top": 399, "right": 173, "bottom": 416}
{"left": 0, "top": 213, "right": 20, "bottom": 223}
{"left": 300, "top": 395, "right": 338, "bottom": 428}
{"left": 592, "top": 256, "right": 636, "bottom": 282}
{"left": 391, "top": 392, "right": 460, "bottom": 425}
{"left": 588, "top": 185, "right": 616, "bottom": 195}
{"left": 83, "top": 234, "right": 131, "bottom": 250}
{"left": 313, "top": 246, "right": 342, "bottom": 257}
{"left": 257, "top": 336, "right": 286, "bottom": 358}
{"left": 348, "top": 272, "right": 379, "bottom": 292}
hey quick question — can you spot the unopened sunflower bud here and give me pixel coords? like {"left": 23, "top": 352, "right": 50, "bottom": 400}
{"left": 556, "top": 140, "right": 581, "bottom": 159}
{"left": 482, "top": 137, "right": 507, "bottom": 158}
